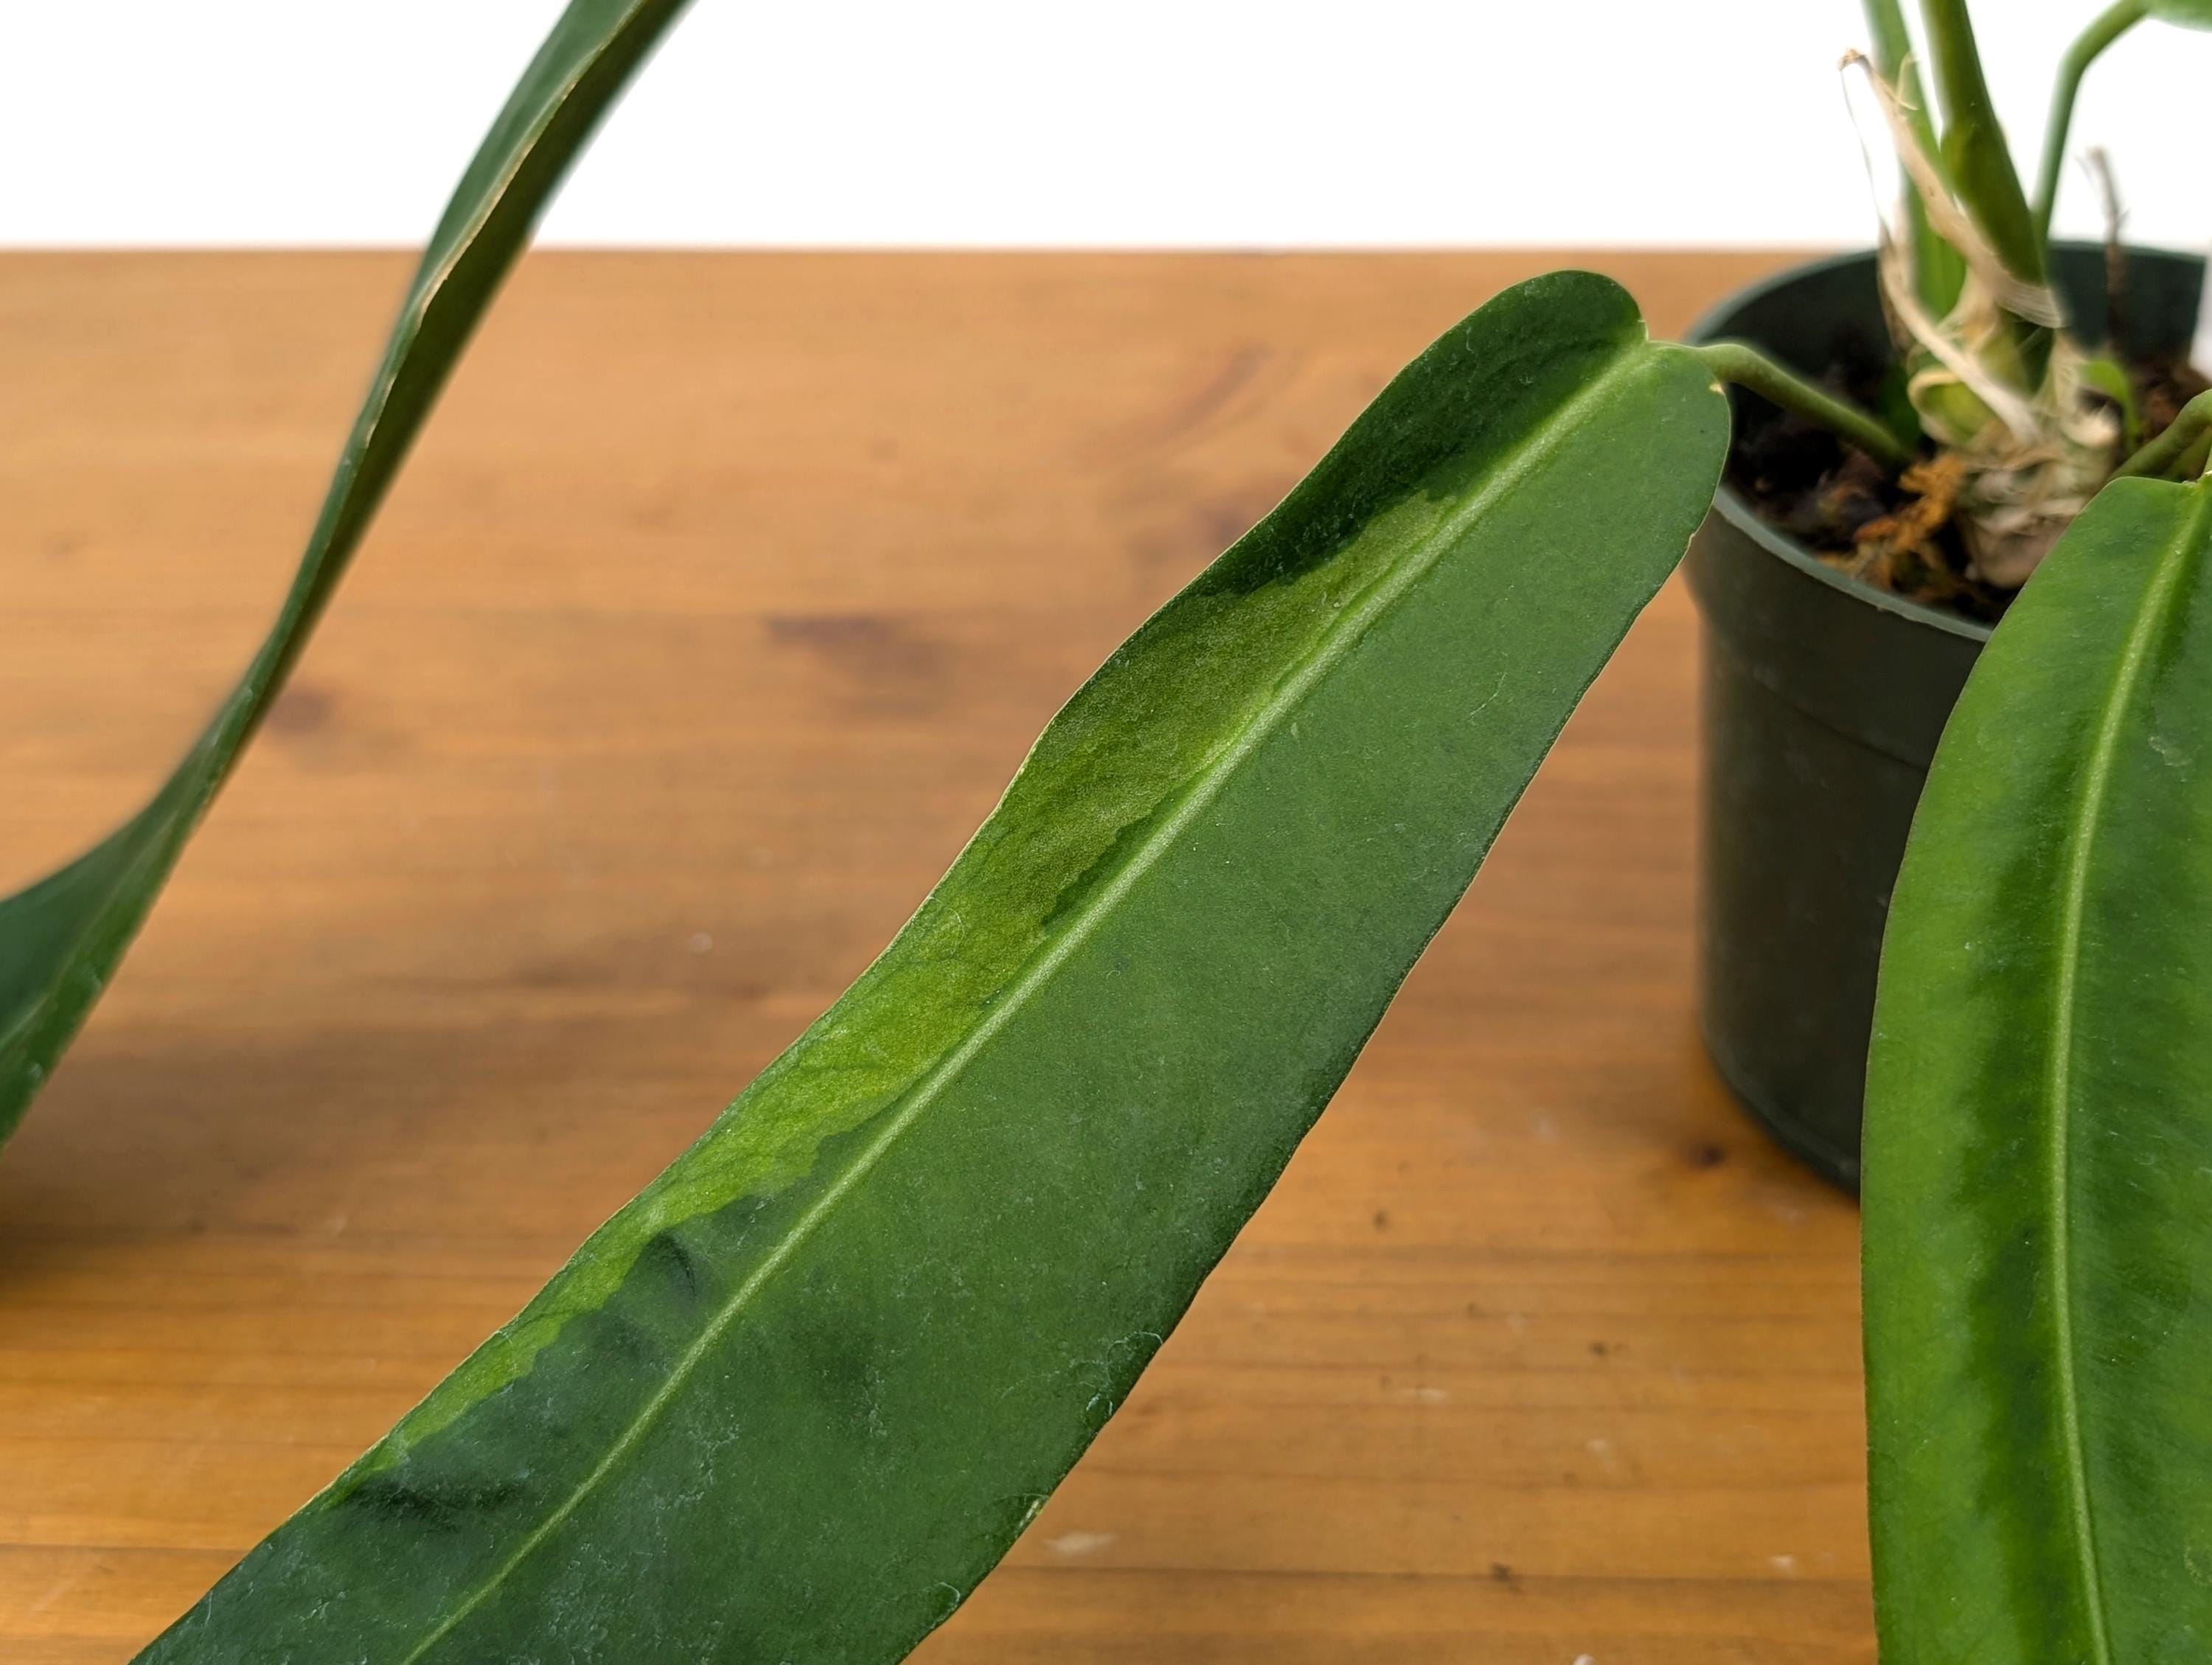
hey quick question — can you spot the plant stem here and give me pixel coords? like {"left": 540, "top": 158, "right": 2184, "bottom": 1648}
{"left": 1862, "top": 0, "right": 1966, "bottom": 313}
{"left": 1920, "top": 0, "right": 2053, "bottom": 387}
{"left": 1697, "top": 341, "right": 1916, "bottom": 470}
{"left": 1921, "top": 0, "right": 2045, "bottom": 285}
{"left": 2034, "top": 0, "right": 2146, "bottom": 247}
{"left": 2116, "top": 389, "right": 2212, "bottom": 479}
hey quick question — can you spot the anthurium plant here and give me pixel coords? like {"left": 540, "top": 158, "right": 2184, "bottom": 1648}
{"left": 1731, "top": 0, "right": 2212, "bottom": 605}
{"left": 5, "top": 0, "right": 2208, "bottom": 1660}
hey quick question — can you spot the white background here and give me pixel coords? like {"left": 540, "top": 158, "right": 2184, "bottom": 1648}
{"left": 6, "top": 1, "right": 2209, "bottom": 249}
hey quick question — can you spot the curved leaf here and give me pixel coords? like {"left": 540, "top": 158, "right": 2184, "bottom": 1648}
{"left": 0, "top": 0, "right": 692, "bottom": 1148}
{"left": 2149, "top": 1, "right": 2212, "bottom": 27}
{"left": 1865, "top": 474, "right": 2212, "bottom": 1664}
{"left": 133, "top": 272, "right": 1728, "bottom": 1664}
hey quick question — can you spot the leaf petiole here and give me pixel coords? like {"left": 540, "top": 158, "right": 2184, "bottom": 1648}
{"left": 1697, "top": 341, "right": 1916, "bottom": 470}
{"left": 2034, "top": 0, "right": 2147, "bottom": 246}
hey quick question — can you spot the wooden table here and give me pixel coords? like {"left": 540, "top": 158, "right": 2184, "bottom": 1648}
{"left": 0, "top": 251, "right": 1869, "bottom": 1664}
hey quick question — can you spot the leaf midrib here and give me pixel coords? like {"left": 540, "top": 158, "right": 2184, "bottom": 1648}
{"left": 2044, "top": 482, "right": 2211, "bottom": 1665}
{"left": 389, "top": 339, "right": 1658, "bottom": 1665}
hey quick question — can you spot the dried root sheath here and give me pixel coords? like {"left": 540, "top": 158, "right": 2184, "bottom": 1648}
{"left": 2087, "top": 147, "right": 2129, "bottom": 348}
{"left": 1844, "top": 50, "right": 2120, "bottom": 588}
{"left": 1931, "top": 335, "right": 2119, "bottom": 587}
{"left": 1843, "top": 452, "right": 1969, "bottom": 598}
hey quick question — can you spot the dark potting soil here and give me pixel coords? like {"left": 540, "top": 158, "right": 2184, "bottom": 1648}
{"left": 1725, "top": 338, "right": 2206, "bottom": 626}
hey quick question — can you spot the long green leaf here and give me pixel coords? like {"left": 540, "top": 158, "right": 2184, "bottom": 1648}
{"left": 1865, "top": 474, "right": 2212, "bottom": 1664}
{"left": 0, "top": 0, "right": 690, "bottom": 1149}
{"left": 133, "top": 272, "right": 1727, "bottom": 1664}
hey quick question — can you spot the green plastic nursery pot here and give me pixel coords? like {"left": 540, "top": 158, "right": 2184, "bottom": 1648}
{"left": 1684, "top": 243, "right": 2205, "bottom": 1189}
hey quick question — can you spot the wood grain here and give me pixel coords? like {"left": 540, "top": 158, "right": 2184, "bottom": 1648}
{"left": 0, "top": 250, "right": 1868, "bottom": 1664}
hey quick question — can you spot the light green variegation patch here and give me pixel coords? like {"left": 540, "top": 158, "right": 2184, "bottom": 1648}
{"left": 364, "top": 482, "right": 1492, "bottom": 1464}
